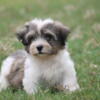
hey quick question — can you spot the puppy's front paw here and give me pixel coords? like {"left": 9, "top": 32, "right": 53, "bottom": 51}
{"left": 23, "top": 79, "right": 38, "bottom": 94}
{"left": 63, "top": 83, "right": 80, "bottom": 92}
{"left": 24, "top": 87, "right": 37, "bottom": 94}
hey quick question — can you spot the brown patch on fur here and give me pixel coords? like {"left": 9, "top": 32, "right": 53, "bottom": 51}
{"left": 16, "top": 23, "right": 37, "bottom": 45}
{"left": 41, "top": 22, "right": 70, "bottom": 46}
{"left": 6, "top": 57, "right": 25, "bottom": 88}
{"left": 40, "top": 22, "right": 70, "bottom": 54}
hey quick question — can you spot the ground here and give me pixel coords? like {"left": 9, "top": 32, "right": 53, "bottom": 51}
{"left": 0, "top": 0, "right": 100, "bottom": 100}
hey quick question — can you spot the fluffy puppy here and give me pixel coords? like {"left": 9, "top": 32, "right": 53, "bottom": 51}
{"left": 0, "top": 19, "right": 79, "bottom": 94}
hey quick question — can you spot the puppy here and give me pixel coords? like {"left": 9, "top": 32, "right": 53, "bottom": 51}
{"left": 0, "top": 19, "right": 79, "bottom": 94}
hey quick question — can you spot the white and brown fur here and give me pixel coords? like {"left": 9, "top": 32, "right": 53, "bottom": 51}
{"left": 0, "top": 18, "right": 80, "bottom": 94}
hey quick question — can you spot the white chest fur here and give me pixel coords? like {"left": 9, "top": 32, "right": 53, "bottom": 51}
{"left": 23, "top": 49, "right": 79, "bottom": 94}
{"left": 25, "top": 50, "right": 69, "bottom": 86}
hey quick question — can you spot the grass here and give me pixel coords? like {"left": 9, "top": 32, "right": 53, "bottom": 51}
{"left": 0, "top": 0, "right": 100, "bottom": 100}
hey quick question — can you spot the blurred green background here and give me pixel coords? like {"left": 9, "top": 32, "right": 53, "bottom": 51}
{"left": 0, "top": 0, "right": 100, "bottom": 100}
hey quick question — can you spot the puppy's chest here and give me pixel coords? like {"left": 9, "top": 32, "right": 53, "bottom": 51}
{"left": 39, "top": 62, "right": 64, "bottom": 85}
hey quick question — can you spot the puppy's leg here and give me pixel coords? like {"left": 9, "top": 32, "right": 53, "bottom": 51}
{"left": 0, "top": 57, "right": 14, "bottom": 91}
{"left": 23, "top": 68, "right": 38, "bottom": 94}
{"left": 0, "top": 76, "right": 9, "bottom": 91}
{"left": 62, "top": 60, "right": 80, "bottom": 92}
{"left": 23, "top": 59, "right": 39, "bottom": 94}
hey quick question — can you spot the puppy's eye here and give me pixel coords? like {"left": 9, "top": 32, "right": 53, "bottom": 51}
{"left": 28, "top": 36, "right": 34, "bottom": 40}
{"left": 27, "top": 36, "right": 35, "bottom": 43}
{"left": 44, "top": 34, "right": 54, "bottom": 41}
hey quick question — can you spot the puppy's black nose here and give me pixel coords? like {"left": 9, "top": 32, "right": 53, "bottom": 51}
{"left": 36, "top": 45, "right": 43, "bottom": 52}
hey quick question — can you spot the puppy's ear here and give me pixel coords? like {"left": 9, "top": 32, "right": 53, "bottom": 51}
{"left": 54, "top": 21, "right": 70, "bottom": 45}
{"left": 16, "top": 23, "right": 29, "bottom": 45}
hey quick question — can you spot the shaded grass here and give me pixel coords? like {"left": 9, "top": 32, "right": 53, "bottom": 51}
{"left": 0, "top": 0, "right": 100, "bottom": 100}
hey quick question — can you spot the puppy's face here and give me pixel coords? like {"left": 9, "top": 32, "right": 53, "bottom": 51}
{"left": 16, "top": 19, "right": 70, "bottom": 57}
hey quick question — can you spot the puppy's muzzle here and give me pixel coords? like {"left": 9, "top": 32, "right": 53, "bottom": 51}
{"left": 29, "top": 39, "right": 53, "bottom": 56}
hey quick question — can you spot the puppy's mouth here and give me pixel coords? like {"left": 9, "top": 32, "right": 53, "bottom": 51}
{"left": 34, "top": 52, "right": 50, "bottom": 56}
{"left": 33, "top": 51, "right": 55, "bottom": 56}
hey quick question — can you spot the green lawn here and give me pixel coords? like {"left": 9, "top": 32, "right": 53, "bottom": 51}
{"left": 0, "top": 0, "right": 100, "bottom": 100}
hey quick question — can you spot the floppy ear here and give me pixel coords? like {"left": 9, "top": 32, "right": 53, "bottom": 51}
{"left": 54, "top": 21, "right": 70, "bottom": 45}
{"left": 16, "top": 23, "right": 29, "bottom": 45}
